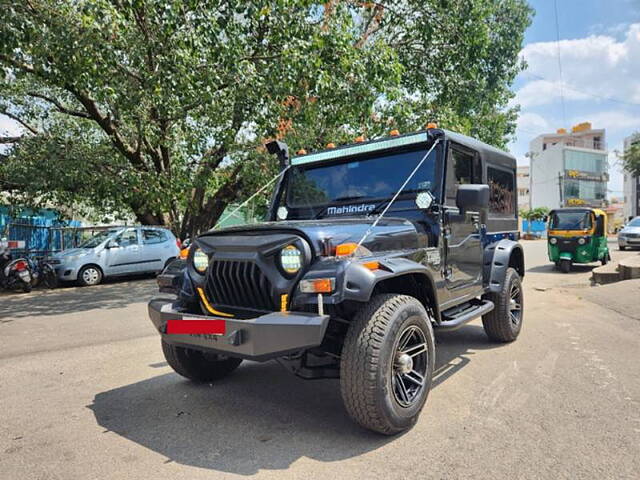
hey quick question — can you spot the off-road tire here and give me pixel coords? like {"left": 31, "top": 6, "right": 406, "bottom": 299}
{"left": 559, "top": 259, "right": 571, "bottom": 273}
{"left": 162, "top": 340, "right": 242, "bottom": 382}
{"left": 482, "top": 267, "right": 523, "bottom": 343}
{"left": 340, "top": 294, "right": 435, "bottom": 435}
{"left": 77, "top": 265, "right": 103, "bottom": 286}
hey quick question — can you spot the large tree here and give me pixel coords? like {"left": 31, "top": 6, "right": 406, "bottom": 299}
{"left": 0, "top": 0, "right": 532, "bottom": 238}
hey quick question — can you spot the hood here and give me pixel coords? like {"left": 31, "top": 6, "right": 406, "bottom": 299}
{"left": 621, "top": 225, "right": 640, "bottom": 234}
{"left": 54, "top": 247, "right": 94, "bottom": 259}
{"left": 200, "top": 217, "right": 420, "bottom": 255}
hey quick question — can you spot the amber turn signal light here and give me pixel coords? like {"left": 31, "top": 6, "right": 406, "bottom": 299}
{"left": 335, "top": 242, "right": 358, "bottom": 256}
{"left": 361, "top": 261, "right": 380, "bottom": 271}
{"left": 299, "top": 278, "right": 336, "bottom": 293}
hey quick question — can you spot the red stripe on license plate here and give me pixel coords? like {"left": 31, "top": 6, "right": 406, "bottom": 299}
{"left": 166, "top": 319, "right": 226, "bottom": 335}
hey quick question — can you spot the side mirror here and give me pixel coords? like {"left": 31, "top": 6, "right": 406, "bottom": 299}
{"left": 456, "top": 184, "right": 489, "bottom": 213}
{"left": 106, "top": 239, "right": 120, "bottom": 249}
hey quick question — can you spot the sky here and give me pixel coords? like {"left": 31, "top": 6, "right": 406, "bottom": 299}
{"left": 511, "top": 0, "right": 640, "bottom": 199}
{"left": 2, "top": 0, "right": 640, "bottom": 199}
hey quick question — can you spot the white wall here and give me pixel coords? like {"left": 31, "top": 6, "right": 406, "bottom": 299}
{"left": 530, "top": 146, "right": 562, "bottom": 209}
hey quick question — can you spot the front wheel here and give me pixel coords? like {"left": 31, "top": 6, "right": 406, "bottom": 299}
{"left": 340, "top": 294, "right": 435, "bottom": 435}
{"left": 162, "top": 340, "right": 242, "bottom": 382}
{"left": 482, "top": 267, "right": 523, "bottom": 342}
{"left": 77, "top": 265, "right": 103, "bottom": 286}
{"left": 619, "top": 245, "right": 626, "bottom": 251}
{"left": 559, "top": 259, "right": 571, "bottom": 273}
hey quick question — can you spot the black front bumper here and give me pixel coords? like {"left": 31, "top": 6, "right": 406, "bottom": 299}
{"left": 148, "top": 297, "right": 330, "bottom": 361}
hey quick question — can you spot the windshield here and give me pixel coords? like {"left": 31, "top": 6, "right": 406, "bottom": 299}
{"left": 550, "top": 211, "right": 592, "bottom": 230}
{"left": 628, "top": 217, "right": 640, "bottom": 227}
{"left": 78, "top": 229, "right": 121, "bottom": 248}
{"left": 285, "top": 148, "right": 438, "bottom": 216}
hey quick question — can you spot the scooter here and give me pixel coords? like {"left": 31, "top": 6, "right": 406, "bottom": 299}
{"left": 0, "top": 242, "right": 34, "bottom": 293}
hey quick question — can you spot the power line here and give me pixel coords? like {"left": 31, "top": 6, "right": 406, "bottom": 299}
{"left": 522, "top": 71, "right": 640, "bottom": 108}
{"left": 553, "top": 0, "right": 567, "bottom": 125}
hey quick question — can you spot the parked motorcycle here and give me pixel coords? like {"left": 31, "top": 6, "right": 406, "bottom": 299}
{"left": 0, "top": 245, "right": 33, "bottom": 293}
{"left": 29, "top": 256, "right": 58, "bottom": 289}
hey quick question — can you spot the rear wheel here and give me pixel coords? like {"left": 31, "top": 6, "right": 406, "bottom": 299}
{"left": 559, "top": 259, "right": 571, "bottom": 273}
{"left": 162, "top": 340, "right": 242, "bottom": 382}
{"left": 340, "top": 294, "right": 435, "bottom": 435}
{"left": 482, "top": 267, "right": 523, "bottom": 342}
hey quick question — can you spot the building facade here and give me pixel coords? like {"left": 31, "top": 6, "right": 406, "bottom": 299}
{"left": 623, "top": 133, "right": 639, "bottom": 221}
{"left": 516, "top": 166, "right": 530, "bottom": 210}
{"left": 529, "top": 123, "right": 608, "bottom": 210}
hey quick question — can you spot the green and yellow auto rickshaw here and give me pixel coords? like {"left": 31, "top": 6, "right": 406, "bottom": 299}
{"left": 547, "top": 207, "right": 610, "bottom": 273}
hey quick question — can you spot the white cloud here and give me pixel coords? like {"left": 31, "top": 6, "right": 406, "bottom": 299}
{"left": 516, "top": 112, "right": 551, "bottom": 134}
{"left": 514, "top": 24, "right": 640, "bottom": 109}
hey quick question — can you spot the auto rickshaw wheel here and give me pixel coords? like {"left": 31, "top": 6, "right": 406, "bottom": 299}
{"left": 559, "top": 259, "right": 571, "bottom": 273}
{"left": 601, "top": 253, "right": 610, "bottom": 266}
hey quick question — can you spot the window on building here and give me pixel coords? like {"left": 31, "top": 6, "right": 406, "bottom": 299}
{"left": 564, "top": 150, "right": 607, "bottom": 174}
{"left": 487, "top": 166, "right": 515, "bottom": 216}
{"left": 445, "top": 146, "right": 481, "bottom": 205}
{"left": 543, "top": 143, "right": 547, "bottom": 150}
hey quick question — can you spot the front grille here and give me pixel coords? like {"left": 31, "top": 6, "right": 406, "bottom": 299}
{"left": 626, "top": 233, "right": 639, "bottom": 238}
{"left": 205, "top": 259, "right": 276, "bottom": 311}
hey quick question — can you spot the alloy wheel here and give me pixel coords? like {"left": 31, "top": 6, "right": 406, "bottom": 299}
{"left": 82, "top": 267, "right": 100, "bottom": 285}
{"left": 508, "top": 283, "right": 522, "bottom": 327}
{"left": 392, "top": 325, "right": 429, "bottom": 408}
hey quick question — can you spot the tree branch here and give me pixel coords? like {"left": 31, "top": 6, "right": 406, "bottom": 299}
{"left": 27, "top": 92, "right": 91, "bottom": 119}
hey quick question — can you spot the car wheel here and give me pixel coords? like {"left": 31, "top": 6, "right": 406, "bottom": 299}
{"left": 340, "top": 294, "right": 435, "bottom": 435}
{"left": 619, "top": 245, "right": 626, "bottom": 251}
{"left": 78, "top": 265, "right": 103, "bottom": 286}
{"left": 162, "top": 340, "right": 242, "bottom": 382}
{"left": 559, "top": 259, "right": 571, "bottom": 273}
{"left": 482, "top": 267, "right": 524, "bottom": 342}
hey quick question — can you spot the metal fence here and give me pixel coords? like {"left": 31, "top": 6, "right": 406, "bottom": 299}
{"left": 0, "top": 223, "right": 132, "bottom": 259}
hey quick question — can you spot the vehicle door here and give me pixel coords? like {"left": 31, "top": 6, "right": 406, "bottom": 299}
{"left": 104, "top": 228, "right": 141, "bottom": 275}
{"left": 442, "top": 143, "right": 484, "bottom": 295}
{"left": 140, "top": 228, "right": 170, "bottom": 272}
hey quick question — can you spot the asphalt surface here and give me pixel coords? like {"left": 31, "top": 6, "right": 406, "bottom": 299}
{"left": 1, "top": 241, "right": 639, "bottom": 479}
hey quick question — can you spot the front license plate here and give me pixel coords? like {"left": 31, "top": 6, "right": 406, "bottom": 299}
{"left": 166, "top": 319, "right": 226, "bottom": 335}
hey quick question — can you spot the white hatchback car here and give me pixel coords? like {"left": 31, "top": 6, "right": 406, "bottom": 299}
{"left": 51, "top": 226, "right": 181, "bottom": 286}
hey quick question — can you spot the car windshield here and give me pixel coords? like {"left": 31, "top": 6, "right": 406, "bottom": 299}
{"left": 628, "top": 217, "right": 640, "bottom": 227}
{"left": 78, "top": 229, "right": 121, "bottom": 248}
{"left": 550, "top": 211, "right": 592, "bottom": 230}
{"left": 285, "top": 148, "right": 438, "bottom": 216}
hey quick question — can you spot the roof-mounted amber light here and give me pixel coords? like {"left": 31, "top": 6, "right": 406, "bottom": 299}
{"left": 354, "top": 135, "right": 365, "bottom": 143}
{"left": 426, "top": 122, "right": 438, "bottom": 129}
{"left": 296, "top": 148, "right": 307, "bottom": 155}
{"left": 389, "top": 129, "right": 400, "bottom": 137}
{"left": 326, "top": 142, "right": 336, "bottom": 149}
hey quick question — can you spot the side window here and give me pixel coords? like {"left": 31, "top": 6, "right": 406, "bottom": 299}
{"left": 116, "top": 228, "right": 139, "bottom": 247}
{"left": 445, "top": 146, "right": 481, "bottom": 205}
{"left": 142, "top": 229, "right": 167, "bottom": 245}
{"left": 487, "top": 167, "right": 515, "bottom": 216}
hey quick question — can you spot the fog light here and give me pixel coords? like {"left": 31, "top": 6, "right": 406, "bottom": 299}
{"left": 300, "top": 278, "right": 335, "bottom": 293}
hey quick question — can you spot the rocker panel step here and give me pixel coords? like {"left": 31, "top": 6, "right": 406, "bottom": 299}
{"left": 436, "top": 299, "right": 494, "bottom": 332}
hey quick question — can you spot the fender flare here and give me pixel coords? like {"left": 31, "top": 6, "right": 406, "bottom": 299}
{"left": 483, "top": 239, "right": 525, "bottom": 293}
{"left": 342, "top": 257, "right": 442, "bottom": 322}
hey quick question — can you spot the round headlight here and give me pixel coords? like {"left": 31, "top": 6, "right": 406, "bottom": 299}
{"left": 578, "top": 237, "right": 586, "bottom": 245}
{"left": 549, "top": 237, "right": 557, "bottom": 245}
{"left": 280, "top": 245, "right": 302, "bottom": 274}
{"left": 192, "top": 248, "right": 209, "bottom": 273}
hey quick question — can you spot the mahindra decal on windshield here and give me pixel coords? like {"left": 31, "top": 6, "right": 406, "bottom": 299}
{"left": 327, "top": 204, "right": 376, "bottom": 216}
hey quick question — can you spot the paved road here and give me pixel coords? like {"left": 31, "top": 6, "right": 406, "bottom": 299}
{"left": 1, "top": 242, "right": 639, "bottom": 479}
